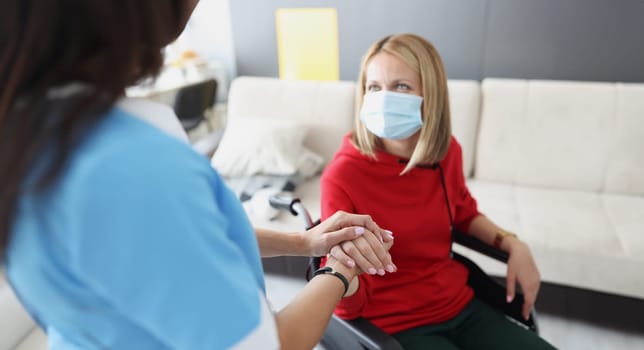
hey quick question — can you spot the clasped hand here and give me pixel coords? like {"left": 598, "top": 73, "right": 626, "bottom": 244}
{"left": 302, "top": 211, "right": 396, "bottom": 275}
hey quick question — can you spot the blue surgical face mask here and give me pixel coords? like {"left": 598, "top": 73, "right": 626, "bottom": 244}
{"left": 359, "top": 90, "right": 423, "bottom": 140}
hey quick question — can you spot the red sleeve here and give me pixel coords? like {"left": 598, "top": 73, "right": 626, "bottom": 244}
{"left": 450, "top": 139, "right": 482, "bottom": 233}
{"left": 320, "top": 164, "right": 370, "bottom": 319}
{"left": 320, "top": 168, "right": 354, "bottom": 220}
{"left": 333, "top": 275, "right": 371, "bottom": 320}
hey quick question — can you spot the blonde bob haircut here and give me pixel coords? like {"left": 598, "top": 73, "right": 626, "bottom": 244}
{"left": 352, "top": 33, "right": 452, "bottom": 174}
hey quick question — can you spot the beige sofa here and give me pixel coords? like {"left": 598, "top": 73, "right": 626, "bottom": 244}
{"left": 229, "top": 76, "right": 644, "bottom": 301}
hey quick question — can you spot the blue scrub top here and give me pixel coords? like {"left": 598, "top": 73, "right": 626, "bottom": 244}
{"left": 6, "top": 105, "right": 277, "bottom": 349}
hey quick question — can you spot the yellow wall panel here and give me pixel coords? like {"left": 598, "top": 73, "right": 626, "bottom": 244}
{"left": 276, "top": 8, "right": 339, "bottom": 81}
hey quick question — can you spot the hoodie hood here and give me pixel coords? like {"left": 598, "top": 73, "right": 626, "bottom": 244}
{"left": 333, "top": 132, "right": 441, "bottom": 174}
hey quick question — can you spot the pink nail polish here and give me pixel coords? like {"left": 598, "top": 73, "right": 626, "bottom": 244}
{"left": 355, "top": 227, "right": 365, "bottom": 235}
{"left": 368, "top": 268, "right": 377, "bottom": 275}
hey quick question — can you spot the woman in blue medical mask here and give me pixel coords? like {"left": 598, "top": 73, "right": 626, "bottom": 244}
{"left": 320, "top": 34, "right": 556, "bottom": 349}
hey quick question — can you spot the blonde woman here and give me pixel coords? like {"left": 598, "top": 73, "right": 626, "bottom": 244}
{"left": 321, "top": 34, "right": 556, "bottom": 349}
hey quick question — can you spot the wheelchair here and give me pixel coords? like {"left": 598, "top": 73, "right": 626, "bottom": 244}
{"left": 269, "top": 195, "right": 539, "bottom": 350}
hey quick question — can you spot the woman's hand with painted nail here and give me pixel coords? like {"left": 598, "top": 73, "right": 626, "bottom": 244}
{"left": 329, "top": 229, "right": 395, "bottom": 275}
{"left": 303, "top": 211, "right": 396, "bottom": 273}
{"left": 323, "top": 212, "right": 396, "bottom": 275}
{"left": 301, "top": 211, "right": 381, "bottom": 256}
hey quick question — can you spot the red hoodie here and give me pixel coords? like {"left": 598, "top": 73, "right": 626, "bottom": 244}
{"left": 320, "top": 133, "right": 480, "bottom": 335}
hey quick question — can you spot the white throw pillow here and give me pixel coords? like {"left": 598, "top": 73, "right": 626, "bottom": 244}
{"left": 211, "top": 117, "right": 323, "bottom": 178}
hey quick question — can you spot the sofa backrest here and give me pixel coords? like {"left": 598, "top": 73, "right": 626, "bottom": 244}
{"left": 476, "top": 79, "right": 644, "bottom": 195}
{"left": 447, "top": 80, "right": 481, "bottom": 177}
{"left": 227, "top": 76, "right": 482, "bottom": 175}
{"left": 227, "top": 76, "right": 356, "bottom": 164}
{"left": 605, "top": 83, "right": 644, "bottom": 195}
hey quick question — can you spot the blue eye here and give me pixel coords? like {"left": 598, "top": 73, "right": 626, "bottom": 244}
{"left": 396, "top": 83, "right": 411, "bottom": 91}
{"left": 367, "top": 84, "right": 381, "bottom": 92}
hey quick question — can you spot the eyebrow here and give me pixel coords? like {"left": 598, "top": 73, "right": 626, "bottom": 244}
{"left": 366, "top": 79, "right": 413, "bottom": 84}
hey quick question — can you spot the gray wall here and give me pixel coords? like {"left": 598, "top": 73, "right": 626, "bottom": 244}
{"left": 229, "top": 0, "right": 644, "bottom": 82}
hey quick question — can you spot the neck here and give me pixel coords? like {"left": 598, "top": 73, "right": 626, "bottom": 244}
{"left": 381, "top": 132, "right": 419, "bottom": 159}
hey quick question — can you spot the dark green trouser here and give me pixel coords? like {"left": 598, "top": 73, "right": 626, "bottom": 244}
{"left": 392, "top": 298, "right": 557, "bottom": 350}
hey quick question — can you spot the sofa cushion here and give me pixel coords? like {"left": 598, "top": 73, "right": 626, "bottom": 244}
{"left": 476, "top": 79, "right": 616, "bottom": 192}
{"left": 447, "top": 80, "right": 481, "bottom": 178}
{"left": 211, "top": 117, "right": 323, "bottom": 178}
{"left": 603, "top": 194, "right": 644, "bottom": 262}
{"left": 462, "top": 180, "right": 521, "bottom": 232}
{"left": 465, "top": 179, "right": 644, "bottom": 299}
{"left": 227, "top": 77, "right": 356, "bottom": 164}
{"left": 604, "top": 83, "right": 644, "bottom": 195}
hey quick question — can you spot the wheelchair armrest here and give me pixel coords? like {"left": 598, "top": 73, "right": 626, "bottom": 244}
{"left": 268, "top": 194, "right": 300, "bottom": 215}
{"left": 268, "top": 194, "right": 316, "bottom": 229}
{"left": 452, "top": 230, "right": 509, "bottom": 263}
{"left": 324, "top": 315, "right": 403, "bottom": 350}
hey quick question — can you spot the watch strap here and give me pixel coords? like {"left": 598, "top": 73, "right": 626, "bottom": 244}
{"left": 314, "top": 266, "right": 349, "bottom": 295}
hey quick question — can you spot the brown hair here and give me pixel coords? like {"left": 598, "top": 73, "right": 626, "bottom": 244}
{"left": 352, "top": 33, "right": 452, "bottom": 174}
{"left": 0, "top": 0, "right": 196, "bottom": 258}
